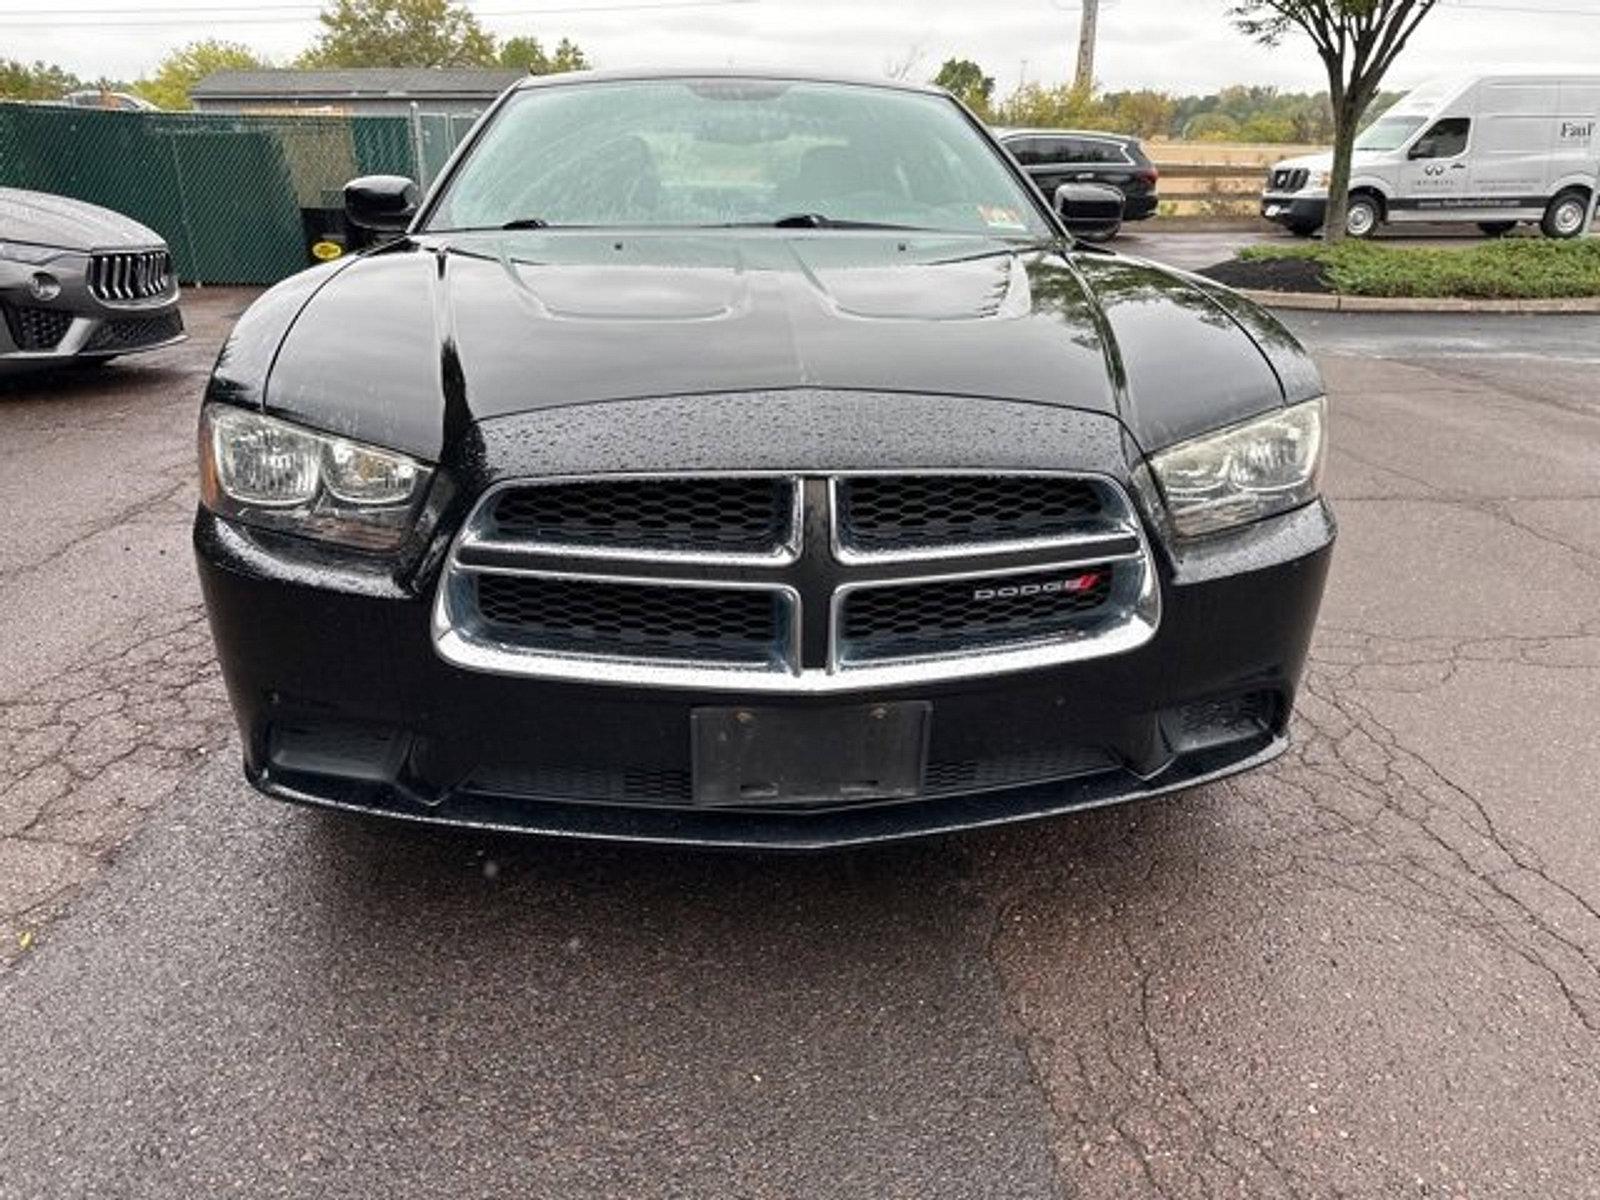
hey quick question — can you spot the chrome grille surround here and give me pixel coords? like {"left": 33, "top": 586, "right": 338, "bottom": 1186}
{"left": 434, "top": 470, "right": 1160, "bottom": 693}
{"left": 87, "top": 249, "right": 174, "bottom": 304}
{"left": 1267, "top": 167, "right": 1310, "bottom": 193}
{"left": 463, "top": 476, "right": 803, "bottom": 567}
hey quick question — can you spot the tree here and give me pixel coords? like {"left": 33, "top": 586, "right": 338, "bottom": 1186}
{"left": 993, "top": 83, "right": 1105, "bottom": 131}
{"left": 0, "top": 59, "right": 82, "bottom": 101}
{"left": 498, "top": 35, "right": 589, "bottom": 74}
{"left": 933, "top": 58, "right": 995, "bottom": 116}
{"left": 1100, "top": 90, "right": 1178, "bottom": 140}
{"left": 301, "top": 0, "right": 497, "bottom": 68}
{"left": 133, "top": 40, "right": 269, "bottom": 111}
{"left": 1231, "top": 0, "right": 1440, "bottom": 241}
{"left": 883, "top": 45, "right": 927, "bottom": 83}
{"left": 1184, "top": 111, "right": 1244, "bottom": 142}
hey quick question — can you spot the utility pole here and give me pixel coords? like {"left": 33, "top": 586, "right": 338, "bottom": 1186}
{"left": 1074, "top": 0, "right": 1099, "bottom": 91}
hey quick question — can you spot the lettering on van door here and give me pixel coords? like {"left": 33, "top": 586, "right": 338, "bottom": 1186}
{"left": 1559, "top": 120, "right": 1594, "bottom": 144}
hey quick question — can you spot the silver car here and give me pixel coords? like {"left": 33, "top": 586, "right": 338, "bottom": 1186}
{"left": 1, "top": 188, "right": 184, "bottom": 374}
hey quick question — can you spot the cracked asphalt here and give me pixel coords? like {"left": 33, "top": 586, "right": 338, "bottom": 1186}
{"left": 2, "top": 264, "right": 1598, "bottom": 1197}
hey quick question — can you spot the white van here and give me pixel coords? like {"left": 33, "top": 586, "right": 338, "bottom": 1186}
{"left": 1261, "top": 71, "right": 1599, "bottom": 239}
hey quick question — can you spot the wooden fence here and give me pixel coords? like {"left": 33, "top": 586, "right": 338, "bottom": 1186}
{"left": 1150, "top": 161, "right": 1271, "bottom": 216}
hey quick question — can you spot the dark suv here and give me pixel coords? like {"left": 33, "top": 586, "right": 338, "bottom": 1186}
{"left": 998, "top": 129, "right": 1160, "bottom": 235}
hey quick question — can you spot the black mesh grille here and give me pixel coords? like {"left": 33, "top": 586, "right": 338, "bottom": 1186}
{"left": 474, "top": 575, "right": 785, "bottom": 664}
{"left": 838, "top": 475, "right": 1105, "bottom": 551}
{"left": 3, "top": 304, "right": 72, "bottom": 351}
{"left": 1269, "top": 168, "right": 1309, "bottom": 192}
{"left": 83, "top": 310, "right": 183, "bottom": 353}
{"left": 841, "top": 564, "right": 1116, "bottom": 662}
{"left": 470, "top": 762, "right": 693, "bottom": 805}
{"left": 469, "top": 748, "right": 1115, "bottom": 810}
{"left": 489, "top": 478, "right": 792, "bottom": 555}
{"left": 923, "top": 745, "right": 1116, "bottom": 794}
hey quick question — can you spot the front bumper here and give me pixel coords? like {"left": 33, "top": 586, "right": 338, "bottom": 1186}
{"left": 195, "top": 481, "right": 1334, "bottom": 849}
{"left": 0, "top": 252, "right": 184, "bottom": 371}
{"left": 1260, "top": 194, "right": 1328, "bottom": 229}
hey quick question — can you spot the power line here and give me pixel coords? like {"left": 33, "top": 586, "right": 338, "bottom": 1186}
{"left": 0, "top": 0, "right": 759, "bottom": 25}
{"left": 1441, "top": 0, "right": 1600, "bottom": 13}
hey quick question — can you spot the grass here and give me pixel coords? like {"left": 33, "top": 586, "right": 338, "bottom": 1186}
{"left": 1237, "top": 238, "right": 1600, "bottom": 299}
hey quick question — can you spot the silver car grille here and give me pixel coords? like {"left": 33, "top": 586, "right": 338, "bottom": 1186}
{"left": 434, "top": 472, "right": 1160, "bottom": 692}
{"left": 87, "top": 250, "right": 174, "bottom": 303}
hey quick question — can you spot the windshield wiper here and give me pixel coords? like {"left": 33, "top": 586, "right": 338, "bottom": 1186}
{"left": 764, "top": 214, "right": 932, "bottom": 231}
{"left": 499, "top": 216, "right": 550, "bottom": 230}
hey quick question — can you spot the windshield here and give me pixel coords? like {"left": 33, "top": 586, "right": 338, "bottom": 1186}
{"left": 424, "top": 78, "right": 1052, "bottom": 237}
{"left": 1355, "top": 115, "right": 1427, "bottom": 152}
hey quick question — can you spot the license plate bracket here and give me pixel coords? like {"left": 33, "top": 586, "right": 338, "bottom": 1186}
{"left": 691, "top": 702, "right": 932, "bottom": 808}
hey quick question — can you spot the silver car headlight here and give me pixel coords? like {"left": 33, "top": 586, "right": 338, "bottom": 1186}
{"left": 1144, "top": 398, "right": 1325, "bottom": 539}
{"left": 199, "top": 404, "right": 431, "bottom": 551}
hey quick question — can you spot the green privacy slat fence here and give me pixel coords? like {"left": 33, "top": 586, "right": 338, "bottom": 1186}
{"left": 413, "top": 111, "right": 480, "bottom": 187}
{"left": 0, "top": 103, "right": 420, "bottom": 285}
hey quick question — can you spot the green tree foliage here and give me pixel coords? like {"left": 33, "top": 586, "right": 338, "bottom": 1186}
{"left": 498, "top": 35, "right": 589, "bottom": 74}
{"left": 0, "top": 59, "right": 82, "bottom": 101}
{"left": 993, "top": 82, "right": 1103, "bottom": 129}
{"left": 932, "top": 58, "right": 995, "bottom": 115}
{"left": 301, "top": 0, "right": 498, "bottom": 68}
{"left": 973, "top": 68, "right": 1398, "bottom": 147}
{"left": 132, "top": 40, "right": 269, "bottom": 110}
{"left": 1097, "top": 90, "right": 1179, "bottom": 139}
{"left": 1230, "top": 0, "right": 1441, "bottom": 240}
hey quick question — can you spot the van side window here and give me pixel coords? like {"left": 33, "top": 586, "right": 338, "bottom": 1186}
{"left": 1410, "top": 118, "right": 1470, "bottom": 159}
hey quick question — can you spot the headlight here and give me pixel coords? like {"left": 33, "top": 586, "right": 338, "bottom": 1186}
{"left": 0, "top": 241, "right": 63, "bottom": 265}
{"left": 1307, "top": 170, "right": 1331, "bottom": 191}
{"left": 199, "top": 404, "right": 431, "bottom": 551}
{"left": 1145, "top": 398, "right": 1325, "bottom": 539}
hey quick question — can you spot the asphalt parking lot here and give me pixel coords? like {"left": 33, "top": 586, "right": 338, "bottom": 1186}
{"left": 2, "top": 244, "right": 1598, "bottom": 1197}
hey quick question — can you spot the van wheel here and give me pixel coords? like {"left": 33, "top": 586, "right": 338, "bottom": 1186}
{"left": 1542, "top": 190, "right": 1590, "bottom": 239}
{"left": 1477, "top": 221, "right": 1516, "bottom": 237}
{"left": 1344, "top": 195, "right": 1381, "bottom": 239}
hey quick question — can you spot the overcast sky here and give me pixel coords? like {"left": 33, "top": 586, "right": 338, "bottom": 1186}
{"left": 4, "top": 0, "right": 1598, "bottom": 94}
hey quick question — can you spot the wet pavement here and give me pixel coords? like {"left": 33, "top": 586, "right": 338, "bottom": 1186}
{"left": 2, "top": 267, "right": 1597, "bottom": 1198}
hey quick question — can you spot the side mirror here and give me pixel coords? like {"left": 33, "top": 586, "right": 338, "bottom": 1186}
{"left": 343, "top": 175, "right": 420, "bottom": 233}
{"left": 1408, "top": 140, "right": 1436, "bottom": 161}
{"left": 1054, "top": 183, "right": 1125, "bottom": 239}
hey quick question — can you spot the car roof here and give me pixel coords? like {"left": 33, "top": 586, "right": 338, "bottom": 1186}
{"left": 997, "top": 128, "right": 1140, "bottom": 144}
{"left": 512, "top": 67, "right": 945, "bottom": 96}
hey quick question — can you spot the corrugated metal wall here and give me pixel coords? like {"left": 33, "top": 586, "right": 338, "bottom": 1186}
{"left": 0, "top": 104, "right": 420, "bottom": 285}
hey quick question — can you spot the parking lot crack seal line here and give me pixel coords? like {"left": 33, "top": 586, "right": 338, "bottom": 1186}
{"left": 1115, "top": 924, "right": 1311, "bottom": 1200}
{"left": 0, "top": 475, "right": 194, "bottom": 591}
{"left": 974, "top": 890, "right": 1074, "bottom": 1200}
{"left": 1296, "top": 655, "right": 1600, "bottom": 1034}
{"left": 0, "top": 604, "right": 231, "bottom": 967}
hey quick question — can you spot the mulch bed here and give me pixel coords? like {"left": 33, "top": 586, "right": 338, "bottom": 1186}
{"left": 1200, "top": 256, "right": 1332, "bottom": 294}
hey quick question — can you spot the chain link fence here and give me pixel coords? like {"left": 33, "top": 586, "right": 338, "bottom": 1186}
{"left": 0, "top": 102, "right": 469, "bottom": 285}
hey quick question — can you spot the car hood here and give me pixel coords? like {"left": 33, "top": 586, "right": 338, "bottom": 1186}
{"left": 244, "top": 232, "right": 1302, "bottom": 461}
{"left": 0, "top": 187, "right": 166, "bottom": 252}
{"left": 1272, "top": 150, "right": 1387, "bottom": 173}
{"left": 1271, "top": 152, "right": 1332, "bottom": 173}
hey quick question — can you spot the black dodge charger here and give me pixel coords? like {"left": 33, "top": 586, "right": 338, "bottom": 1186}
{"left": 195, "top": 70, "right": 1333, "bottom": 849}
